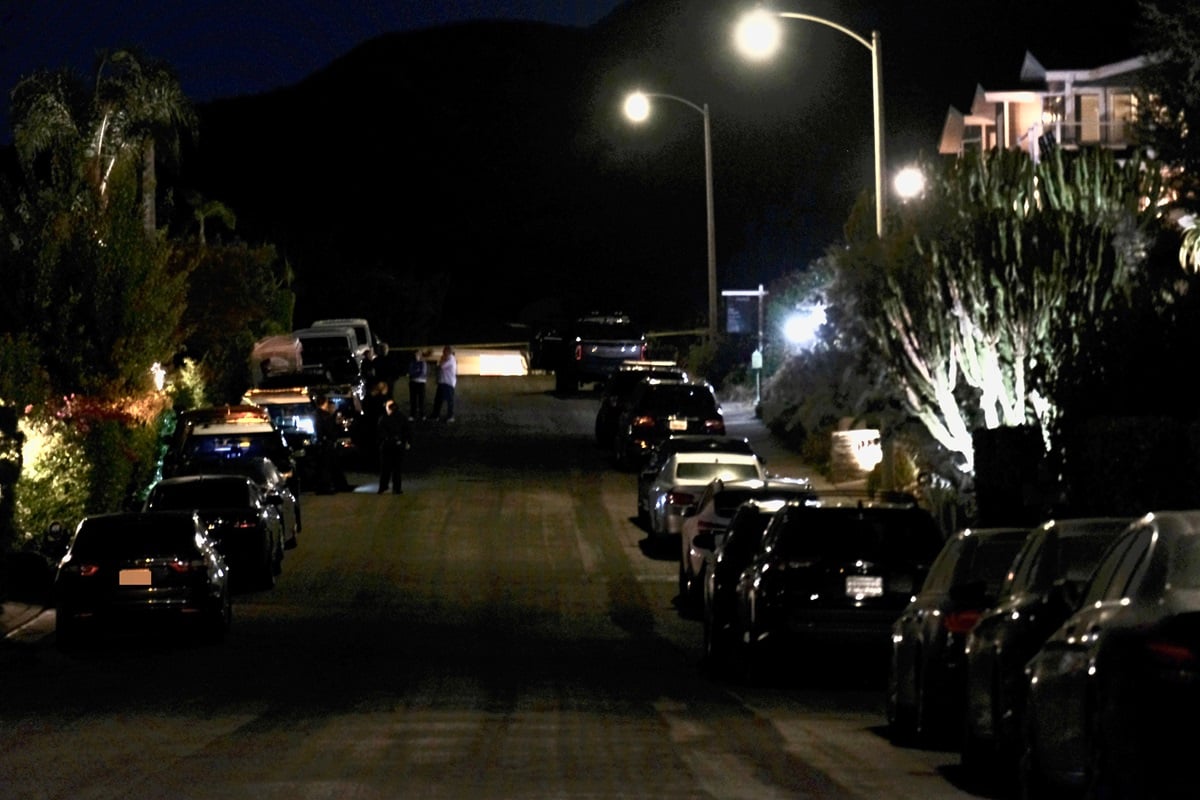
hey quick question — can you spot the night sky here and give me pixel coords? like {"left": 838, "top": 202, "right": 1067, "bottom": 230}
{"left": 0, "top": 0, "right": 628, "bottom": 142}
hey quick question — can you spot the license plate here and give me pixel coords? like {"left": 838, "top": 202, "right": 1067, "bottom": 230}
{"left": 845, "top": 575, "right": 883, "bottom": 598}
{"left": 119, "top": 568, "right": 152, "bottom": 586}
{"left": 668, "top": 419, "right": 688, "bottom": 431}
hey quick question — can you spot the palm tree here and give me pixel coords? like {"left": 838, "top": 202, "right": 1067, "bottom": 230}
{"left": 11, "top": 48, "right": 196, "bottom": 235}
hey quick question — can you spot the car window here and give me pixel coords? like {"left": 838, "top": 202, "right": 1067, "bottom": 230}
{"left": 921, "top": 537, "right": 964, "bottom": 593}
{"left": 775, "top": 509, "right": 943, "bottom": 563}
{"left": 1058, "top": 530, "right": 1127, "bottom": 584}
{"left": 73, "top": 518, "right": 198, "bottom": 559}
{"left": 1168, "top": 532, "right": 1200, "bottom": 590}
{"left": 675, "top": 462, "right": 760, "bottom": 482}
{"left": 962, "top": 536, "right": 1027, "bottom": 593}
{"left": 1083, "top": 526, "right": 1151, "bottom": 604}
{"left": 1003, "top": 530, "right": 1044, "bottom": 596}
{"left": 150, "top": 480, "right": 253, "bottom": 509}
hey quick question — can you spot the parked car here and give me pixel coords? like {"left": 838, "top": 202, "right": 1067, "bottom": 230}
{"left": 311, "top": 317, "right": 377, "bottom": 363}
{"left": 643, "top": 449, "right": 766, "bottom": 539}
{"left": 677, "top": 476, "right": 814, "bottom": 610}
{"left": 613, "top": 379, "right": 725, "bottom": 470}
{"left": 144, "top": 474, "right": 286, "bottom": 592}
{"left": 961, "top": 516, "right": 1133, "bottom": 780}
{"left": 731, "top": 492, "right": 945, "bottom": 683}
{"left": 702, "top": 497, "right": 791, "bottom": 673}
{"left": 53, "top": 511, "right": 231, "bottom": 648}
{"left": 1019, "top": 511, "right": 1200, "bottom": 799}
{"left": 887, "top": 525, "right": 1032, "bottom": 747}
{"left": 594, "top": 360, "right": 689, "bottom": 448}
{"left": 171, "top": 455, "right": 301, "bottom": 551}
{"left": 161, "top": 405, "right": 297, "bottom": 494}
{"left": 636, "top": 435, "right": 758, "bottom": 526}
{"left": 530, "top": 312, "right": 647, "bottom": 394}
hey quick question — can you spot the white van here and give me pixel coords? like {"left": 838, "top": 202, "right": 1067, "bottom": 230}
{"left": 311, "top": 318, "right": 375, "bottom": 362}
{"left": 292, "top": 326, "right": 361, "bottom": 385}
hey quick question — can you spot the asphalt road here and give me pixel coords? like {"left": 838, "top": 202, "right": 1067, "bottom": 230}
{"left": 0, "top": 375, "right": 989, "bottom": 800}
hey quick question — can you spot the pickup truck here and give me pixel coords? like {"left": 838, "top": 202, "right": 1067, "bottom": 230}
{"left": 530, "top": 313, "right": 647, "bottom": 394}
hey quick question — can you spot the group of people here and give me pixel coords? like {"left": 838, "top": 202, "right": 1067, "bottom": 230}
{"left": 405, "top": 344, "right": 457, "bottom": 422}
{"left": 372, "top": 344, "right": 457, "bottom": 495}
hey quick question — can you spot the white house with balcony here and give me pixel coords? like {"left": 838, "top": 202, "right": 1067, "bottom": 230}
{"left": 939, "top": 51, "right": 1150, "bottom": 160}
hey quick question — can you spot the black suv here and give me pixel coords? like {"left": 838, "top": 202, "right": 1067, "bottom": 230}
{"left": 531, "top": 313, "right": 647, "bottom": 394}
{"left": 594, "top": 360, "right": 689, "bottom": 448}
{"left": 613, "top": 379, "right": 724, "bottom": 470}
{"left": 730, "top": 491, "right": 944, "bottom": 682}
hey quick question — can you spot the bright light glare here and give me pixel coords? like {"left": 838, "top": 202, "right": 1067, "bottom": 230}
{"left": 623, "top": 91, "right": 651, "bottom": 123}
{"left": 734, "top": 9, "right": 782, "bottom": 60}
{"left": 783, "top": 305, "right": 826, "bottom": 347}
{"left": 894, "top": 166, "right": 925, "bottom": 200}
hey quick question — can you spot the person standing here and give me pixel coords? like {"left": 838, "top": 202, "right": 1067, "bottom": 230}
{"left": 407, "top": 349, "right": 428, "bottom": 421}
{"left": 376, "top": 399, "right": 413, "bottom": 494}
{"left": 313, "top": 395, "right": 340, "bottom": 494}
{"left": 428, "top": 345, "right": 457, "bottom": 422}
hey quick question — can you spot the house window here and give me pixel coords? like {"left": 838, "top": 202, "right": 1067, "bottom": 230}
{"left": 1077, "top": 94, "right": 1101, "bottom": 143}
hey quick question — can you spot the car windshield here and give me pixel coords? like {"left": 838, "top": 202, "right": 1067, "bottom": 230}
{"left": 72, "top": 517, "right": 199, "bottom": 559}
{"left": 675, "top": 462, "right": 759, "bottom": 482}
{"left": 182, "top": 433, "right": 281, "bottom": 461}
{"left": 263, "top": 403, "right": 316, "bottom": 435}
{"left": 150, "top": 481, "right": 252, "bottom": 509}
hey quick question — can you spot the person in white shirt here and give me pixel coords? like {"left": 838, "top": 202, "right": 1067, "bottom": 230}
{"left": 428, "top": 345, "right": 458, "bottom": 422}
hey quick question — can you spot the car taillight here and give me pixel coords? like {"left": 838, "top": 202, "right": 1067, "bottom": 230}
{"left": 1145, "top": 638, "right": 1200, "bottom": 669}
{"left": 167, "top": 559, "right": 205, "bottom": 574}
{"left": 233, "top": 519, "right": 257, "bottom": 529}
{"left": 69, "top": 563, "right": 101, "bottom": 577}
{"left": 668, "top": 491, "right": 695, "bottom": 506}
{"left": 943, "top": 609, "right": 983, "bottom": 635}
{"left": 704, "top": 419, "right": 725, "bottom": 434}
{"left": 639, "top": 343, "right": 647, "bottom": 360}
{"left": 632, "top": 415, "right": 656, "bottom": 430}
{"left": 574, "top": 344, "right": 583, "bottom": 362}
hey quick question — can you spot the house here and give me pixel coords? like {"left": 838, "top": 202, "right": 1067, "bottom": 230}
{"left": 939, "top": 51, "right": 1151, "bottom": 160}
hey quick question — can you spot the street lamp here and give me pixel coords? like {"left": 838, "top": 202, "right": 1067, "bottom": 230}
{"left": 734, "top": 8, "right": 885, "bottom": 237}
{"left": 623, "top": 90, "right": 718, "bottom": 339}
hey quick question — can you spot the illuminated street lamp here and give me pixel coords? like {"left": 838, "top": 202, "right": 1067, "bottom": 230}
{"left": 623, "top": 90, "right": 718, "bottom": 339}
{"left": 735, "top": 8, "right": 885, "bottom": 237}
{"left": 894, "top": 165, "right": 926, "bottom": 201}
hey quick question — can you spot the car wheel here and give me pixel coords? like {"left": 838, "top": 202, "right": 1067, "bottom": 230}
{"left": 960, "top": 728, "right": 994, "bottom": 784}
{"left": 677, "top": 559, "right": 688, "bottom": 604}
{"left": 1017, "top": 719, "right": 1053, "bottom": 800}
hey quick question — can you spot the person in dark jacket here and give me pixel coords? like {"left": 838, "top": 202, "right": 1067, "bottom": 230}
{"left": 376, "top": 399, "right": 413, "bottom": 494}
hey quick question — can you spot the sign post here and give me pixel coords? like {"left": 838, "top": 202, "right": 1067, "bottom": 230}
{"left": 722, "top": 284, "right": 768, "bottom": 405}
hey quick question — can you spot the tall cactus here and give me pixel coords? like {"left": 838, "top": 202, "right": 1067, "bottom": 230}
{"left": 831, "top": 147, "right": 1164, "bottom": 473}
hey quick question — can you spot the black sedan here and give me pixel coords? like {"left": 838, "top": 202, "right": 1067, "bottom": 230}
{"left": 887, "top": 525, "right": 1031, "bottom": 747}
{"left": 1021, "top": 510, "right": 1200, "bottom": 798}
{"left": 53, "top": 510, "right": 232, "bottom": 648}
{"left": 144, "top": 474, "right": 286, "bottom": 592}
{"left": 961, "top": 516, "right": 1132, "bottom": 780}
{"left": 173, "top": 455, "right": 301, "bottom": 550}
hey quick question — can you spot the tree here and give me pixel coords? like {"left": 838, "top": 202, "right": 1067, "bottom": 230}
{"left": 11, "top": 48, "right": 195, "bottom": 236}
{"left": 829, "top": 147, "right": 1166, "bottom": 474}
{"left": 1134, "top": 1, "right": 1200, "bottom": 271}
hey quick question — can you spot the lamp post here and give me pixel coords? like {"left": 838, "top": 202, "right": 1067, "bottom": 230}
{"left": 623, "top": 90, "right": 718, "bottom": 340}
{"left": 735, "top": 8, "right": 885, "bottom": 237}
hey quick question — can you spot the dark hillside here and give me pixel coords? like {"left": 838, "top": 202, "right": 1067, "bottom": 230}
{"left": 179, "top": 0, "right": 1145, "bottom": 347}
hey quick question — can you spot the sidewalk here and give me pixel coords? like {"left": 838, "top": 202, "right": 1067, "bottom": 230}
{"left": 1, "top": 599, "right": 51, "bottom": 643}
